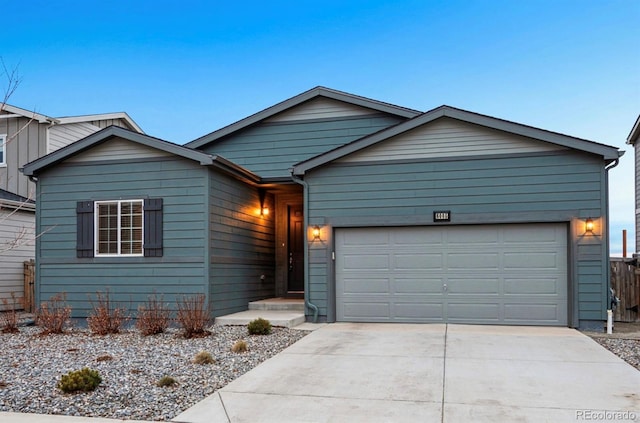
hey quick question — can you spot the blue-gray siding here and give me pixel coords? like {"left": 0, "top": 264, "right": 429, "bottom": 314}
{"left": 208, "top": 170, "right": 275, "bottom": 316}
{"left": 36, "top": 157, "right": 209, "bottom": 317}
{"left": 305, "top": 151, "right": 608, "bottom": 326}
{"left": 200, "top": 115, "right": 404, "bottom": 179}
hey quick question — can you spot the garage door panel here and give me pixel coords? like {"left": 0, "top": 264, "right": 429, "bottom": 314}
{"left": 335, "top": 224, "right": 568, "bottom": 325}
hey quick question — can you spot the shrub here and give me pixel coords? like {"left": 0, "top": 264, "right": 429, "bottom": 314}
{"left": 57, "top": 368, "right": 102, "bottom": 393}
{"left": 156, "top": 376, "right": 177, "bottom": 387}
{"left": 136, "top": 293, "right": 171, "bottom": 336}
{"left": 36, "top": 293, "right": 72, "bottom": 334}
{"left": 193, "top": 351, "right": 215, "bottom": 365}
{"left": 231, "top": 340, "right": 248, "bottom": 353}
{"left": 176, "top": 294, "right": 210, "bottom": 338}
{"left": 87, "top": 291, "right": 129, "bottom": 335}
{"left": 247, "top": 318, "right": 272, "bottom": 335}
{"left": 0, "top": 293, "right": 21, "bottom": 333}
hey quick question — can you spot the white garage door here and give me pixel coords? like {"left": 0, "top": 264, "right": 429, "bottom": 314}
{"left": 335, "top": 224, "right": 568, "bottom": 325}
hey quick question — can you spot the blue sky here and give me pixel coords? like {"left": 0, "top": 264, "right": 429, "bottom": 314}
{"left": 3, "top": 0, "right": 639, "bottom": 254}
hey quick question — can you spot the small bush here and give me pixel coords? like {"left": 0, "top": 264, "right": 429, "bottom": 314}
{"left": 193, "top": 350, "right": 215, "bottom": 365}
{"left": 136, "top": 293, "right": 171, "bottom": 336}
{"left": 156, "top": 376, "right": 177, "bottom": 387}
{"left": 57, "top": 368, "right": 102, "bottom": 393}
{"left": 176, "top": 294, "right": 210, "bottom": 338}
{"left": 87, "top": 291, "right": 129, "bottom": 335}
{"left": 36, "top": 293, "right": 72, "bottom": 334}
{"left": 0, "top": 293, "right": 21, "bottom": 333}
{"left": 231, "top": 340, "right": 248, "bottom": 353}
{"left": 247, "top": 318, "right": 272, "bottom": 335}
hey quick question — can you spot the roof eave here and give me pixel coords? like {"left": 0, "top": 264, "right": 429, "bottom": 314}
{"left": 55, "top": 112, "right": 144, "bottom": 134}
{"left": 626, "top": 115, "right": 640, "bottom": 145}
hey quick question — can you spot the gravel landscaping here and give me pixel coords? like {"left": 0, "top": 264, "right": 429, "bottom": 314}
{"left": 0, "top": 325, "right": 307, "bottom": 421}
{"left": 585, "top": 322, "right": 640, "bottom": 372}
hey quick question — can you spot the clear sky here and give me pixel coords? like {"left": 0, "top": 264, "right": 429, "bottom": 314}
{"left": 3, "top": 0, "right": 639, "bottom": 255}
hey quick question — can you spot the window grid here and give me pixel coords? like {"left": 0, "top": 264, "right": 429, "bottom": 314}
{"left": 95, "top": 200, "right": 144, "bottom": 256}
{"left": 0, "top": 134, "right": 6, "bottom": 165}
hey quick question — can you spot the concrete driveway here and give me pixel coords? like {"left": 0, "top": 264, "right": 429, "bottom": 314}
{"left": 175, "top": 323, "right": 640, "bottom": 423}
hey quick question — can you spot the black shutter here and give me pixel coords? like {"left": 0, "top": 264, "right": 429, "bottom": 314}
{"left": 76, "top": 201, "right": 94, "bottom": 258}
{"left": 144, "top": 198, "right": 163, "bottom": 257}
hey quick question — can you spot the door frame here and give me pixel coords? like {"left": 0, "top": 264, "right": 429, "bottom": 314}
{"left": 274, "top": 190, "right": 304, "bottom": 298}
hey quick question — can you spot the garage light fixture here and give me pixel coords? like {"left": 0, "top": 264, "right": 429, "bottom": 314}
{"left": 585, "top": 218, "right": 594, "bottom": 234}
{"left": 312, "top": 225, "right": 321, "bottom": 241}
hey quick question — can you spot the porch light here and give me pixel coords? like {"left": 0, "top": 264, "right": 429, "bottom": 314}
{"left": 258, "top": 188, "right": 269, "bottom": 217}
{"left": 260, "top": 206, "right": 269, "bottom": 217}
{"left": 312, "top": 225, "right": 321, "bottom": 240}
{"left": 585, "top": 218, "right": 594, "bottom": 234}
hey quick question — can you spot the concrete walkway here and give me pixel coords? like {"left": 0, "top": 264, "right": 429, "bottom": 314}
{"left": 174, "top": 323, "right": 640, "bottom": 423}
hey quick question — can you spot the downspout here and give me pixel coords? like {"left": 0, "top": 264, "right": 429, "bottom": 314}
{"left": 604, "top": 157, "right": 620, "bottom": 314}
{"left": 290, "top": 171, "right": 319, "bottom": 323}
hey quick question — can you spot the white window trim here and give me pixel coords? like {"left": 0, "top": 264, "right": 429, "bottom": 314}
{"left": 94, "top": 199, "right": 144, "bottom": 257}
{"left": 0, "top": 134, "right": 6, "bottom": 166}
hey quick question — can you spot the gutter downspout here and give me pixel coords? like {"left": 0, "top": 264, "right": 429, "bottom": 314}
{"left": 290, "top": 171, "right": 319, "bottom": 323}
{"left": 604, "top": 157, "right": 620, "bottom": 322}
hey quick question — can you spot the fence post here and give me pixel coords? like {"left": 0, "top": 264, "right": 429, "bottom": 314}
{"left": 23, "top": 259, "right": 35, "bottom": 313}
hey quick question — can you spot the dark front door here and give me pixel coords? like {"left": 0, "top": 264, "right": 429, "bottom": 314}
{"left": 287, "top": 204, "right": 304, "bottom": 295}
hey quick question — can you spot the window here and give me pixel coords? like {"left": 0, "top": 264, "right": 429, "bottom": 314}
{"left": 95, "top": 200, "right": 144, "bottom": 256}
{"left": 0, "top": 134, "right": 6, "bottom": 165}
{"left": 77, "top": 198, "right": 163, "bottom": 258}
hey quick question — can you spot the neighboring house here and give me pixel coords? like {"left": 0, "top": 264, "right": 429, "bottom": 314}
{"left": 627, "top": 114, "right": 640, "bottom": 254}
{"left": 22, "top": 87, "right": 622, "bottom": 329}
{"left": 0, "top": 104, "right": 142, "bottom": 310}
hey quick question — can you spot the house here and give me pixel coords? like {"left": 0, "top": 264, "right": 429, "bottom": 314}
{"left": 22, "top": 87, "right": 622, "bottom": 329}
{"left": 627, "top": 114, "right": 640, "bottom": 254}
{"left": 0, "top": 104, "right": 142, "bottom": 310}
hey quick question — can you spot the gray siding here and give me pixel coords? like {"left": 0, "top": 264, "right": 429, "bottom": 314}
{"left": 0, "top": 117, "right": 47, "bottom": 199}
{"left": 0, "top": 209, "right": 35, "bottom": 310}
{"left": 66, "top": 137, "right": 172, "bottom": 162}
{"left": 305, "top": 151, "right": 608, "bottom": 325}
{"left": 89, "top": 118, "right": 132, "bottom": 130}
{"left": 265, "top": 97, "right": 382, "bottom": 123}
{"left": 200, "top": 115, "right": 404, "bottom": 179}
{"left": 48, "top": 122, "right": 101, "bottom": 153}
{"left": 208, "top": 170, "right": 275, "bottom": 316}
{"left": 36, "top": 157, "right": 209, "bottom": 317}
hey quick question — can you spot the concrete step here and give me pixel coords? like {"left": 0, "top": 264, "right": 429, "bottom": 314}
{"left": 248, "top": 298, "right": 305, "bottom": 311}
{"left": 214, "top": 310, "right": 306, "bottom": 328}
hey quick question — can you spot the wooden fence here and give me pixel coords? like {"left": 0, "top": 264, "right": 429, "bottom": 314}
{"left": 23, "top": 259, "right": 35, "bottom": 313}
{"left": 610, "top": 258, "right": 639, "bottom": 322}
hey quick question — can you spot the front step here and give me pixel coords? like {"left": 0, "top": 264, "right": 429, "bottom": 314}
{"left": 249, "top": 298, "right": 305, "bottom": 311}
{"left": 214, "top": 310, "right": 306, "bottom": 328}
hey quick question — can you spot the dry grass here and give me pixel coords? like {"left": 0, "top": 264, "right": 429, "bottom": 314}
{"left": 231, "top": 340, "right": 248, "bottom": 353}
{"left": 193, "top": 351, "right": 215, "bottom": 365}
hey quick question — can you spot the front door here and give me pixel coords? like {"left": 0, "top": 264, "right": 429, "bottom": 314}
{"left": 287, "top": 204, "right": 304, "bottom": 296}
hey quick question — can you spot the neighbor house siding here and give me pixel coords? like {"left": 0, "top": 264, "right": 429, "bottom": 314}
{"left": 0, "top": 209, "right": 35, "bottom": 310}
{"left": 305, "top": 151, "right": 607, "bottom": 325}
{"left": 35, "top": 157, "right": 209, "bottom": 317}
{"left": 48, "top": 122, "right": 101, "bottom": 153}
{"left": 89, "top": 118, "right": 131, "bottom": 130}
{"left": 200, "top": 115, "right": 404, "bottom": 179}
{"left": 0, "top": 117, "right": 47, "bottom": 199}
{"left": 208, "top": 170, "right": 275, "bottom": 316}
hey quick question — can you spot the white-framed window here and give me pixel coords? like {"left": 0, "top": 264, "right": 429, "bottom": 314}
{"left": 95, "top": 199, "right": 144, "bottom": 256}
{"left": 0, "top": 134, "right": 6, "bottom": 166}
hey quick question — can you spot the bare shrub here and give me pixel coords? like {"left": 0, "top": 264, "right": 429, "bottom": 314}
{"left": 36, "top": 293, "right": 72, "bottom": 334}
{"left": 87, "top": 291, "right": 129, "bottom": 335}
{"left": 0, "top": 293, "right": 21, "bottom": 333}
{"left": 176, "top": 294, "right": 210, "bottom": 338}
{"left": 136, "top": 293, "right": 171, "bottom": 336}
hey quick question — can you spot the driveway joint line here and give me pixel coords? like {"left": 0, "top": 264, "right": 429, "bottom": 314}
{"left": 218, "top": 391, "right": 231, "bottom": 423}
{"left": 441, "top": 323, "right": 448, "bottom": 423}
{"left": 221, "top": 390, "right": 441, "bottom": 403}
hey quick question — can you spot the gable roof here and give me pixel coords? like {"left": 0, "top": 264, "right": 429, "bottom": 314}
{"left": 0, "top": 188, "right": 35, "bottom": 211}
{"left": 186, "top": 86, "right": 422, "bottom": 149}
{"left": 292, "top": 105, "right": 624, "bottom": 175}
{"left": 21, "top": 125, "right": 260, "bottom": 184}
{"left": 627, "top": 115, "right": 640, "bottom": 145}
{"left": 1, "top": 104, "right": 143, "bottom": 133}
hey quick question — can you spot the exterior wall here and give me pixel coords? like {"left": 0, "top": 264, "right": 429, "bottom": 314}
{"left": 0, "top": 208, "right": 35, "bottom": 310}
{"left": 339, "top": 118, "right": 566, "bottom": 162}
{"left": 48, "top": 122, "right": 101, "bottom": 153}
{"left": 35, "top": 156, "right": 209, "bottom": 317}
{"left": 200, "top": 115, "right": 404, "bottom": 179}
{"left": 208, "top": 170, "right": 275, "bottom": 316}
{"left": 66, "top": 137, "right": 172, "bottom": 162}
{"left": 265, "top": 97, "right": 382, "bottom": 123}
{"left": 636, "top": 142, "right": 639, "bottom": 253}
{"left": 304, "top": 151, "right": 608, "bottom": 327}
{"left": 89, "top": 117, "right": 132, "bottom": 130}
{"left": 0, "top": 117, "right": 47, "bottom": 199}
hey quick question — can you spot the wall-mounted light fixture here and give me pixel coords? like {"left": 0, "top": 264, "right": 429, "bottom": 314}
{"left": 311, "top": 225, "right": 321, "bottom": 241}
{"left": 585, "top": 217, "right": 594, "bottom": 234}
{"left": 258, "top": 188, "right": 269, "bottom": 217}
